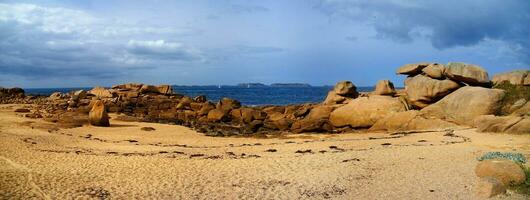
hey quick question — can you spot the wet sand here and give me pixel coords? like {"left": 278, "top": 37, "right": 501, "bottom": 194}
{"left": 1, "top": 104, "right": 529, "bottom": 199}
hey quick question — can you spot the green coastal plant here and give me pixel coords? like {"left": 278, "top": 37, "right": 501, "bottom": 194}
{"left": 477, "top": 152, "right": 529, "bottom": 195}
{"left": 493, "top": 81, "right": 530, "bottom": 115}
{"left": 477, "top": 152, "right": 527, "bottom": 164}
{"left": 511, "top": 166, "right": 530, "bottom": 195}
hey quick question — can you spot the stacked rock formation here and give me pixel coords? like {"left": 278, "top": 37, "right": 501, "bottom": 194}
{"left": 396, "top": 62, "right": 492, "bottom": 108}
{"left": 2, "top": 63, "right": 528, "bottom": 136}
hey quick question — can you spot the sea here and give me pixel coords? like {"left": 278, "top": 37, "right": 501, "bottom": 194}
{"left": 24, "top": 86, "right": 375, "bottom": 106}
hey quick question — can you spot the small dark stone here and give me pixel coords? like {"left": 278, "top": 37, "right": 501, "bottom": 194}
{"left": 140, "top": 127, "right": 156, "bottom": 131}
{"left": 295, "top": 149, "right": 312, "bottom": 154}
{"left": 14, "top": 108, "right": 30, "bottom": 113}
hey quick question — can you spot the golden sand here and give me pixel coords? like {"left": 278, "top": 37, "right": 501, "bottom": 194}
{"left": 1, "top": 104, "right": 529, "bottom": 199}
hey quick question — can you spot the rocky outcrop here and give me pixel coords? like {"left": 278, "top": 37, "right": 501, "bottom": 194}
{"left": 333, "top": 81, "right": 358, "bottom": 97}
{"left": 373, "top": 80, "right": 396, "bottom": 96}
{"left": 323, "top": 91, "right": 347, "bottom": 105}
{"left": 291, "top": 105, "right": 334, "bottom": 133}
{"left": 396, "top": 62, "right": 430, "bottom": 75}
{"left": 89, "top": 87, "right": 114, "bottom": 98}
{"left": 474, "top": 115, "right": 530, "bottom": 134}
{"left": 420, "top": 86, "right": 505, "bottom": 126}
{"left": 404, "top": 75, "right": 461, "bottom": 108}
{"left": 207, "top": 109, "right": 229, "bottom": 122}
{"left": 492, "top": 70, "right": 529, "bottom": 86}
{"left": 323, "top": 81, "right": 358, "bottom": 105}
{"left": 89, "top": 100, "right": 110, "bottom": 127}
{"left": 49, "top": 92, "right": 66, "bottom": 100}
{"left": 444, "top": 62, "right": 490, "bottom": 86}
{"left": 329, "top": 95, "right": 407, "bottom": 128}
{"left": 217, "top": 98, "right": 241, "bottom": 112}
{"left": 0, "top": 87, "right": 25, "bottom": 98}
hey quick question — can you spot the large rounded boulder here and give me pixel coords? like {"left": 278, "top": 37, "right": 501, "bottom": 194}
{"left": 89, "top": 100, "right": 110, "bottom": 127}
{"left": 404, "top": 75, "right": 461, "bottom": 108}
{"left": 373, "top": 80, "right": 396, "bottom": 96}
{"left": 475, "top": 159, "right": 526, "bottom": 186}
{"left": 420, "top": 86, "right": 505, "bottom": 125}
{"left": 333, "top": 81, "right": 358, "bottom": 97}
{"left": 329, "top": 96, "right": 407, "bottom": 128}
{"left": 492, "top": 70, "right": 529, "bottom": 86}
{"left": 421, "top": 63, "right": 445, "bottom": 79}
{"left": 291, "top": 105, "right": 334, "bottom": 133}
{"left": 444, "top": 62, "right": 490, "bottom": 86}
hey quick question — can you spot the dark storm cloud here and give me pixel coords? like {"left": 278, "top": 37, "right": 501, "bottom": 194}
{"left": 315, "top": 0, "right": 530, "bottom": 63}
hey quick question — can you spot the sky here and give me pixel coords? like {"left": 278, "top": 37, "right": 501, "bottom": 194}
{"left": 0, "top": 0, "right": 529, "bottom": 88}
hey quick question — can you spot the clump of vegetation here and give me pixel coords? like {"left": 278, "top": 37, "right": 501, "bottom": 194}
{"left": 477, "top": 152, "right": 527, "bottom": 164}
{"left": 510, "top": 166, "right": 530, "bottom": 195}
{"left": 493, "top": 81, "right": 530, "bottom": 115}
{"left": 478, "top": 152, "right": 530, "bottom": 195}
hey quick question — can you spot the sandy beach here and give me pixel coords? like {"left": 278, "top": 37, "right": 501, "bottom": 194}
{"left": 1, "top": 104, "right": 528, "bottom": 199}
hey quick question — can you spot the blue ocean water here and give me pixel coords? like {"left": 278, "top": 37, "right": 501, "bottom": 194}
{"left": 24, "top": 86, "right": 375, "bottom": 106}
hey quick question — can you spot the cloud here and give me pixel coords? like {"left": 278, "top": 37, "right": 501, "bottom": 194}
{"left": 126, "top": 40, "right": 202, "bottom": 61}
{"left": 0, "top": 3, "right": 202, "bottom": 80}
{"left": 314, "top": 0, "right": 530, "bottom": 64}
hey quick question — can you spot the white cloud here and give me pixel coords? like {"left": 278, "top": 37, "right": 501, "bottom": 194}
{"left": 0, "top": 3, "right": 203, "bottom": 80}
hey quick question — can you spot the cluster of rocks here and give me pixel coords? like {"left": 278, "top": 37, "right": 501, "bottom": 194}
{"left": 474, "top": 157, "right": 527, "bottom": 198}
{"left": 0, "top": 87, "right": 46, "bottom": 104}
{"left": 1, "top": 64, "right": 528, "bottom": 136}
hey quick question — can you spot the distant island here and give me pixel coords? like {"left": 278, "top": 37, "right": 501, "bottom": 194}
{"left": 270, "top": 83, "right": 312, "bottom": 87}
{"left": 236, "top": 83, "right": 267, "bottom": 87}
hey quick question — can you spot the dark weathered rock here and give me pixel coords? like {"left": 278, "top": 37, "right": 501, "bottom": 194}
{"left": 207, "top": 109, "right": 229, "bottom": 122}
{"left": 333, "top": 81, "right": 358, "bottom": 97}
{"left": 216, "top": 98, "right": 241, "bottom": 112}
{"left": 193, "top": 95, "right": 207, "bottom": 103}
